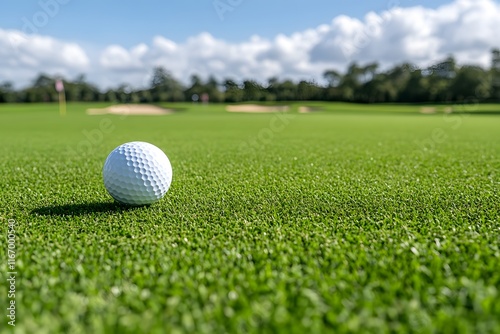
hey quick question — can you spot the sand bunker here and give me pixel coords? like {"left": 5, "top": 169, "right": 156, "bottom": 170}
{"left": 420, "top": 106, "right": 454, "bottom": 114}
{"left": 298, "top": 106, "right": 324, "bottom": 113}
{"left": 226, "top": 104, "right": 290, "bottom": 113}
{"left": 420, "top": 107, "right": 437, "bottom": 114}
{"left": 87, "top": 104, "right": 174, "bottom": 116}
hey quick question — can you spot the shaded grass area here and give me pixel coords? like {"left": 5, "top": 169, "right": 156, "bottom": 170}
{"left": 0, "top": 102, "right": 499, "bottom": 333}
{"left": 31, "top": 202, "right": 141, "bottom": 216}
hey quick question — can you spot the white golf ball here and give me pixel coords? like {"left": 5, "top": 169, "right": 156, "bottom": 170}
{"left": 103, "top": 142, "right": 172, "bottom": 205}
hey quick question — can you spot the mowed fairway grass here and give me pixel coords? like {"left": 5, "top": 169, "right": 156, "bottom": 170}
{"left": 0, "top": 102, "right": 499, "bottom": 333}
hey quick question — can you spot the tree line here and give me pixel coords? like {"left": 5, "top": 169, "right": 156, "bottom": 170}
{"left": 1, "top": 49, "right": 499, "bottom": 104}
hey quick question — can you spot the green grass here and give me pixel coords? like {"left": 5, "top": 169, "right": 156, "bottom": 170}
{"left": 0, "top": 102, "right": 499, "bottom": 333}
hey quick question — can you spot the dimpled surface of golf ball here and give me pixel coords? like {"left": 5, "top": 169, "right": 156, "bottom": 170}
{"left": 103, "top": 142, "right": 172, "bottom": 205}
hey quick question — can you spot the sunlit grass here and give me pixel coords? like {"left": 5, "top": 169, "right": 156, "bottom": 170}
{"left": 0, "top": 102, "right": 499, "bottom": 333}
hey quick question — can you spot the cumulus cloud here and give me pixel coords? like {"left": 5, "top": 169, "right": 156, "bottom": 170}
{"left": 1, "top": 0, "right": 500, "bottom": 89}
{"left": 100, "top": 44, "right": 148, "bottom": 71}
{"left": 0, "top": 29, "right": 89, "bottom": 86}
{"left": 311, "top": 0, "right": 500, "bottom": 68}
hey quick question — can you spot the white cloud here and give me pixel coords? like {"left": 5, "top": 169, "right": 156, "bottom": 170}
{"left": 100, "top": 44, "right": 148, "bottom": 71}
{"left": 153, "top": 36, "right": 177, "bottom": 54}
{"left": 1, "top": 0, "right": 500, "bottom": 89}
{"left": 0, "top": 29, "right": 89, "bottom": 86}
{"left": 310, "top": 0, "right": 500, "bottom": 69}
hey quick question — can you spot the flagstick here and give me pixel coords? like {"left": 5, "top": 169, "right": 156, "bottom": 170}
{"left": 59, "top": 90, "right": 66, "bottom": 116}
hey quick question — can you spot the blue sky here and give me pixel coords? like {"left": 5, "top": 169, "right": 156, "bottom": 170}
{"left": 0, "top": 0, "right": 499, "bottom": 88}
{"left": 2, "top": 0, "right": 454, "bottom": 46}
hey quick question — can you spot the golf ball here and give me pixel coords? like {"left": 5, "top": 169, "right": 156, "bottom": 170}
{"left": 103, "top": 141, "right": 172, "bottom": 205}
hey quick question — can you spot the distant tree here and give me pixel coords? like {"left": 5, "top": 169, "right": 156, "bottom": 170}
{"left": 323, "top": 70, "right": 342, "bottom": 87}
{"left": 242, "top": 80, "right": 265, "bottom": 101}
{"left": 297, "top": 80, "right": 322, "bottom": 101}
{"left": 322, "top": 71, "right": 341, "bottom": 101}
{"left": 426, "top": 57, "right": 456, "bottom": 102}
{"left": 104, "top": 90, "right": 117, "bottom": 103}
{"left": 337, "top": 63, "right": 363, "bottom": 101}
{"left": 115, "top": 85, "right": 131, "bottom": 103}
{"left": 223, "top": 79, "right": 243, "bottom": 102}
{"left": 399, "top": 69, "right": 429, "bottom": 102}
{"left": 184, "top": 74, "right": 205, "bottom": 101}
{"left": 273, "top": 79, "right": 297, "bottom": 101}
{"left": 32, "top": 74, "right": 54, "bottom": 88}
{"left": 387, "top": 63, "right": 413, "bottom": 87}
{"left": 360, "top": 63, "right": 379, "bottom": 83}
{"left": 64, "top": 74, "right": 100, "bottom": 102}
{"left": 491, "top": 48, "right": 500, "bottom": 101}
{"left": 359, "top": 73, "right": 394, "bottom": 103}
{"left": 357, "top": 63, "right": 382, "bottom": 102}
{"left": 74, "top": 74, "right": 87, "bottom": 84}
{"left": 138, "top": 89, "right": 153, "bottom": 103}
{"left": 264, "top": 77, "right": 280, "bottom": 101}
{"left": 374, "top": 63, "right": 415, "bottom": 102}
{"left": 188, "top": 75, "right": 203, "bottom": 92}
{"left": 22, "top": 74, "right": 57, "bottom": 102}
{"left": 206, "top": 75, "right": 218, "bottom": 90}
{"left": 450, "top": 66, "right": 490, "bottom": 101}
{"left": 151, "top": 67, "right": 169, "bottom": 88}
{"left": 0, "top": 81, "right": 16, "bottom": 103}
{"left": 204, "top": 75, "right": 224, "bottom": 102}
{"left": 428, "top": 56, "right": 456, "bottom": 78}
{"left": 150, "top": 66, "right": 184, "bottom": 102}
